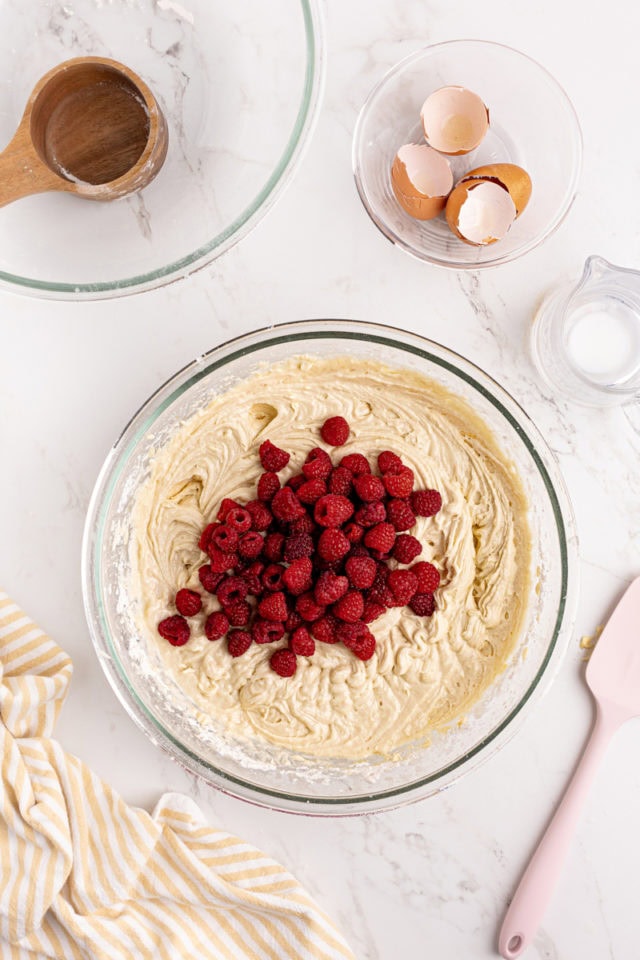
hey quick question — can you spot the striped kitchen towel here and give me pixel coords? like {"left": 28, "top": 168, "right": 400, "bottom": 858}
{"left": 0, "top": 592, "right": 355, "bottom": 960}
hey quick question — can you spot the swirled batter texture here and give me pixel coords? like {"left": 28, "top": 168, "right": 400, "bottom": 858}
{"left": 132, "top": 356, "right": 530, "bottom": 759}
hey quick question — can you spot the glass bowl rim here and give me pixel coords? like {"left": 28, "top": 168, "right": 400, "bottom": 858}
{"left": 81, "top": 318, "right": 579, "bottom": 814}
{"left": 352, "top": 38, "right": 584, "bottom": 270}
{"left": 0, "top": 0, "right": 325, "bottom": 301}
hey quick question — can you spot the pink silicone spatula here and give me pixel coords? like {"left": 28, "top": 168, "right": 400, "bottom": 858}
{"left": 499, "top": 576, "right": 640, "bottom": 958}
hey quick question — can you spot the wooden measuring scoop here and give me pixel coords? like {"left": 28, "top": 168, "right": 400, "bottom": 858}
{"left": 0, "top": 57, "right": 168, "bottom": 207}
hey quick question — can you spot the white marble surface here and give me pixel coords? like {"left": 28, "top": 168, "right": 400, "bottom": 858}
{"left": 2, "top": 1, "right": 640, "bottom": 957}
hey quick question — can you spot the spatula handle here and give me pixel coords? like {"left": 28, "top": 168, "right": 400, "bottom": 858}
{"left": 498, "top": 704, "right": 623, "bottom": 958}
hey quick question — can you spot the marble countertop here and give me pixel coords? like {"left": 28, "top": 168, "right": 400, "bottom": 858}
{"left": 2, "top": 1, "right": 640, "bottom": 957}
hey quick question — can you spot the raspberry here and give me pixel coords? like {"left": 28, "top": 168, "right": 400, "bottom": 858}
{"left": 207, "top": 548, "right": 237, "bottom": 573}
{"left": 355, "top": 502, "right": 386, "bottom": 527}
{"left": 383, "top": 467, "right": 415, "bottom": 499}
{"left": 370, "top": 563, "right": 388, "bottom": 593}
{"left": 225, "top": 507, "right": 252, "bottom": 534}
{"left": 411, "top": 562, "right": 440, "bottom": 593}
{"left": 252, "top": 619, "right": 285, "bottom": 644}
{"left": 317, "top": 528, "right": 350, "bottom": 562}
{"left": 392, "top": 534, "right": 422, "bottom": 564}
{"left": 285, "top": 610, "right": 303, "bottom": 633}
{"left": 369, "top": 549, "right": 391, "bottom": 562}
{"left": 261, "top": 563, "right": 285, "bottom": 592}
{"left": 257, "top": 471, "right": 280, "bottom": 502}
{"left": 296, "top": 592, "right": 325, "bottom": 622}
{"left": 238, "top": 531, "right": 264, "bottom": 560}
{"left": 227, "top": 630, "right": 253, "bottom": 657}
{"left": 386, "top": 499, "right": 416, "bottom": 532}
{"left": 312, "top": 614, "right": 339, "bottom": 644}
{"left": 282, "top": 557, "right": 313, "bottom": 596}
{"left": 339, "top": 453, "right": 370, "bottom": 476}
{"left": 344, "top": 521, "right": 364, "bottom": 543}
{"left": 158, "top": 615, "right": 190, "bottom": 646}
{"left": 175, "top": 588, "right": 202, "bottom": 617}
{"left": 363, "top": 522, "right": 395, "bottom": 553}
{"left": 353, "top": 474, "right": 386, "bottom": 502}
{"left": 271, "top": 487, "right": 305, "bottom": 522}
{"left": 240, "top": 560, "right": 265, "bottom": 596}
{"left": 315, "top": 558, "right": 343, "bottom": 575}
{"left": 246, "top": 500, "right": 272, "bottom": 532}
{"left": 258, "top": 591, "right": 288, "bottom": 622}
{"left": 263, "top": 532, "right": 285, "bottom": 562}
{"left": 290, "top": 627, "right": 315, "bottom": 656}
{"left": 288, "top": 514, "right": 316, "bottom": 536}
{"left": 377, "top": 450, "right": 403, "bottom": 474}
{"left": 284, "top": 533, "right": 314, "bottom": 562}
{"left": 198, "top": 522, "right": 219, "bottom": 553}
{"left": 328, "top": 466, "right": 353, "bottom": 496}
{"left": 198, "top": 564, "right": 224, "bottom": 594}
{"left": 347, "top": 543, "right": 371, "bottom": 558}
{"left": 314, "top": 571, "right": 349, "bottom": 606}
{"left": 349, "top": 632, "right": 376, "bottom": 661}
{"left": 337, "top": 621, "right": 376, "bottom": 660}
{"left": 368, "top": 585, "right": 396, "bottom": 609}
{"left": 287, "top": 473, "right": 306, "bottom": 492}
{"left": 410, "top": 592, "right": 436, "bottom": 617}
{"left": 259, "top": 440, "right": 290, "bottom": 472}
{"left": 217, "top": 576, "right": 248, "bottom": 607}
{"left": 333, "top": 590, "right": 365, "bottom": 623}
{"left": 302, "top": 447, "right": 332, "bottom": 481}
{"left": 218, "top": 498, "right": 241, "bottom": 520}
{"left": 296, "top": 478, "right": 327, "bottom": 505}
{"left": 320, "top": 416, "right": 350, "bottom": 446}
{"left": 210, "top": 524, "right": 239, "bottom": 552}
{"left": 410, "top": 489, "right": 443, "bottom": 517}
{"left": 345, "top": 555, "right": 377, "bottom": 589}
{"left": 387, "top": 569, "right": 419, "bottom": 605}
{"left": 314, "top": 494, "right": 354, "bottom": 528}
{"left": 270, "top": 649, "right": 297, "bottom": 677}
{"left": 362, "top": 600, "right": 386, "bottom": 623}
{"left": 226, "top": 600, "right": 252, "bottom": 627}
{"left": 205, "top": 611, "right": 229, "bottom": 640}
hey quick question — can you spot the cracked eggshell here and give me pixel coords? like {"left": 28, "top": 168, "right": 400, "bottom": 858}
{"left": 445, "top": 178, "right": 517, "bottom": 246}
{"left": 420, "top": 86, "right": 489, "bottom": 156}
{"left": 461, "top": 163, "right": 532, "bottom": 217}
{"left": 391, "top": 143, "right": 454, "bottom": 220}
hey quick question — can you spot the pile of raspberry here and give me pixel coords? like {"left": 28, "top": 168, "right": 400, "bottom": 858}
{"left": 158, "top": 415, "right": 443, "bottom": 678}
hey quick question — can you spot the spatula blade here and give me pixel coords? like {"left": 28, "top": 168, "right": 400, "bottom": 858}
{"left": 585, "top": 576, "right": 640, "bottom": 716}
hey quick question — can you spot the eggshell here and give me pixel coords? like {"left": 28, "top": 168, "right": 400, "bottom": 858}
{"left": 445, "top": 178, "right": 517, "bottom": 245}
{"left": 461, "top": 163, "right": 532, "bottom": 216}
{"left": 420, "top": 86, "right": 489, "bottom": 156}
{"left": 391, "top": 143, "right": 453, "bottom": 220}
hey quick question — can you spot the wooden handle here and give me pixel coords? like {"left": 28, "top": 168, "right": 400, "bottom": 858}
{"left": 0, "top": 125, "right": 67, "bottom": 208}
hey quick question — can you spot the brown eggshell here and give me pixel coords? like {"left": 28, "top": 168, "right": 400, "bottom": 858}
{"left": 420, "top": 86, "right": 489, "bottom": 156}
{"left": 445, "top": 177, "right": 517, "bottom": 246}
{"left": 461, "top": 163, "right": 532, "bottom": 217}
{"left": 390, "top": 143, "right": 453, "bottom": 220}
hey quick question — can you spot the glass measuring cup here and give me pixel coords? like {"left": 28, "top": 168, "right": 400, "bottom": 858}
{"left": 530, "top": 256, "right": 640, "bottom": 406}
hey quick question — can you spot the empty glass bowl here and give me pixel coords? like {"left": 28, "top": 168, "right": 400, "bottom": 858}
{"left": 82, "top": 320, "right": 578, "bottom": 815}
{"left": 353, "top": 40, "right": 582, "bottom": 269}
{"left": 0, "top": 0, "right": 324, "bottom": 298}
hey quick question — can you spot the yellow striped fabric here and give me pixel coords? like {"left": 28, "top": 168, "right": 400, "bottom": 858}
{"left": 0, "top": 593, "right": 355, "bottom": 960}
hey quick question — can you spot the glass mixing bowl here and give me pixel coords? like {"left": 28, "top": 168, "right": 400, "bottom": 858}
{"left": 353, "top": 40, "right": 582, "bottom": 269}
{"left": 82, "top": 320, "right": 578, "bottom": 815}
{"left": 0, "top": 0, "right": 324, "bottom": 299}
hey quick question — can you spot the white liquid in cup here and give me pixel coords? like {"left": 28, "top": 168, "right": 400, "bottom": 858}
{"left": 565, "top": 297, "right": 640, "bottom": 387}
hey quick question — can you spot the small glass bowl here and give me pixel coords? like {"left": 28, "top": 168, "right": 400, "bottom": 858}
{"left": 0, "top": 0, "right": 324, "bottom": 299}
{"left": 82, "top": 320, "right": 578, "bottom": 815}
{"left": 352, "top": 40, "right": 582, "bottom": 269}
